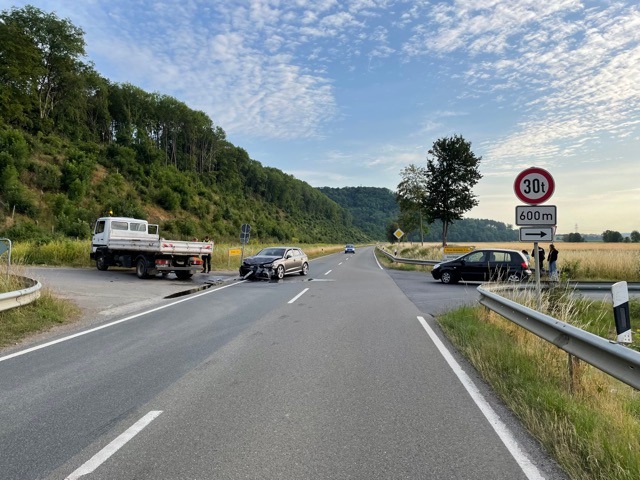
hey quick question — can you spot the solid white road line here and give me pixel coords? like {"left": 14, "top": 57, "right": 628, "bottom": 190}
{"left": 65, "top": 410, "right": 163, "bottom": 479}
{"left": 288, "top": 288, "right": 309, "bottom": 304}
{"left": 417, "top": 316, "right": 545, "bottom": 480}
{"left": 324, "top": 270, "right": 332, "bottom": 275}
{"left": 0, "top": 282, "right": 245, "bottom": 363}
{"left": 373, "top": 248, "right": 383, "bottom": 269}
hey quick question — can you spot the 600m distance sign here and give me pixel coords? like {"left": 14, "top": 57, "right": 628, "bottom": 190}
{"left": 514, "top": 167, "right": 555, "bottom": 204}
{"left": 515, "top": 205, "right": 557, "bottom": 226}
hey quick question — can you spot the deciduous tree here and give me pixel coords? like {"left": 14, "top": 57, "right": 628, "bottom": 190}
{"left": 396, "top": 164, "right": 429, "bottom": 244}
{"left": 425, "top": 135, "right": 482, "bottom": 246}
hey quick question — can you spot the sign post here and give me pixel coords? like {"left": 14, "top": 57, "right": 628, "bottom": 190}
{"left": 514, "top": 167, "right": 556, "bottom": 307}
{"left": 239, "top": 224, "right": 251, "bottom": 264}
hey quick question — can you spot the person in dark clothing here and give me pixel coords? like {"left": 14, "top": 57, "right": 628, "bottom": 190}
{"left": 202, "top": 235, "right": 211, "bottom": 273}
{"left": 548, "top": 244, "right": 559, "bottom": 280}
{"left": 531, "top": 245, "right": 545, "bottom": 272}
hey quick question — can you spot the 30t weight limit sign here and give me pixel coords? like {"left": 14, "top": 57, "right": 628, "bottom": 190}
{"left": 514, "top": 167, "right": 555, "bottom": 204}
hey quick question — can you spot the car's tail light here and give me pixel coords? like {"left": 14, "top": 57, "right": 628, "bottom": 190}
{"left": 521, "top": 262, "right": 528, "bottom": 269}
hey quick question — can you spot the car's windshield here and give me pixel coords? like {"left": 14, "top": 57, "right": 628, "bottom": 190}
{"left": 258, "top": 248, "right": 286, "bottom": 257}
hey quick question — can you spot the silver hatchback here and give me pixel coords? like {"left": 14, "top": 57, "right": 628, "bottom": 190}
{"left": 239, "top": 247, "right": 309, "bottom": 280}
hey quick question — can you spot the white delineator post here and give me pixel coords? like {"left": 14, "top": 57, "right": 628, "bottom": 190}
{"left": 612, "top": 281, "right": 632, "bottom": 344}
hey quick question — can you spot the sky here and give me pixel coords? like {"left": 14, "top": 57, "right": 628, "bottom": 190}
{"left": 4, "top": 0, "right": 640, "bottom": 235}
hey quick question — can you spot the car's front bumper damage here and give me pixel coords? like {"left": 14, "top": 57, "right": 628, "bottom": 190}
{"left": 241, "top": 265, "right": 275, "bottom": 280}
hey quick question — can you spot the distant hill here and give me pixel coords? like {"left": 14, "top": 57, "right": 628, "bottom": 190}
{"left": 317, "top": 187, "right": 399, "bottom": 240}
{"left": 318, "top": 186, "right": 521, "bottom": 242}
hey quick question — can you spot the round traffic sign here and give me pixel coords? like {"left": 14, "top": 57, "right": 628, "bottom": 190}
{"left": 513, "top": 167, "right": 555, "bottom": 204}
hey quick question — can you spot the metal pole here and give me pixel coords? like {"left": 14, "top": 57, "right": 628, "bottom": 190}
{"left": 534, "top": 241, "right": 541, "bottom": 309}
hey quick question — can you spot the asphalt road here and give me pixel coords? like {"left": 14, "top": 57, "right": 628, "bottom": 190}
{"left": 0, "top": 248, "right": 567, "bottom": 479}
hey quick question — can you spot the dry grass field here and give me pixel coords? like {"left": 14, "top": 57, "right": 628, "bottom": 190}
{"left": 387, "top": 241, "right": 640, "bottom": 282}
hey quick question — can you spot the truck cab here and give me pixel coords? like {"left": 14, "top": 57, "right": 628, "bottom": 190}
{"left": 92, "top": 217, "right": 159, "bottom": 250}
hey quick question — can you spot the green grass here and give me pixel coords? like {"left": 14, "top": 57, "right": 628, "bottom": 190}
{"left": 437, "top": 296, "right": 640, "bottom": 480}
{"left": 0, "top": 278, "right": 80, "bottom": 349}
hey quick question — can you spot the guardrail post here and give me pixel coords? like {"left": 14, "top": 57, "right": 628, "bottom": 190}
{"left": 612, "top": 281, "right": 632, "bottom": 344}
{"left": 568, "top": 353, "right": 581, "bottom": 394}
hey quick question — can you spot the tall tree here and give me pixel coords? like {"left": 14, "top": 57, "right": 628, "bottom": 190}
{"left": 396, "top": 164, "right": 429, "bottom": 244}
{"left": 0, "top": 5, "right": 87, "bottom": 132}
{"left": 425, "top": 135, "right": 482, "bottom": 246}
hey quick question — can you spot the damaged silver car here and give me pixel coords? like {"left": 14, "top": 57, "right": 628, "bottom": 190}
{"left": 239, "top": 247, "right": 309, "bottom": 280}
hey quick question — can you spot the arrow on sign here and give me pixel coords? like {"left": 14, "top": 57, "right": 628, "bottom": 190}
{"left": 523, "top": 230, "right": 549, "bottom": 238}
{"left": 519, "top": 227, "right": 555, "bottom": 242}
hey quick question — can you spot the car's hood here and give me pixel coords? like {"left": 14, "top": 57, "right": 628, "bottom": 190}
{"left": 243, "top": 255, "right": 280, "bottom": 265}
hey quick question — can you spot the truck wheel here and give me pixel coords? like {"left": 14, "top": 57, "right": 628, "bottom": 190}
{"left": 96, "top": 255, "right": 109, "bottom": 271}
{"left": 136, "top": 258, "right": 149, "bottom": 279}
{"left": 175, "top": 271, "right": 193, "bottom": 280}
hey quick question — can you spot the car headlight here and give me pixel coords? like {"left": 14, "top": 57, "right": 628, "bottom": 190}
{"left": 263, "top": 263, "right": 273, "bottom": 268}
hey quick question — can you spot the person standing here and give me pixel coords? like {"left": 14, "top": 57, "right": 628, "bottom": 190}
{"left": 548, "top": 244, "right": 559, "bottom": 281}
{"left": 521, "top": 249, "right": 531, "bottom": 267}
{"left": 202, "top": 235, "right": 212, "bottom": 273}
{"left": 531, "top": 245, "right": 545, "bottom": 273}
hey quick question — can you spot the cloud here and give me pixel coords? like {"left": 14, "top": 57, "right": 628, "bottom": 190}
{"left": 398, "top": 1, "right": 640, "bottom": 167}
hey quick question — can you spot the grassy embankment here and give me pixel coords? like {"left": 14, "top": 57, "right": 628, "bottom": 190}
{"left": 378, "top": 242, "right": 640, "bottom": 480}
{"left": 0, "top": 239, "right": 344, "bottom": 349}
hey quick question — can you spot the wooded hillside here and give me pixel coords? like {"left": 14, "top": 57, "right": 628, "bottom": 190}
{"left": 0, "top": 6, "right": 369, "bottom": 244}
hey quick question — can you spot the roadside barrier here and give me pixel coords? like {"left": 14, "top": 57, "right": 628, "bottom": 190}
{"left": 477, "top": 283, "right": 640, "bottom": 390}
{"left": 0, "top": 276, "right": 42, "bottom": 313}
{"left": 376, "top": 245, "right": 640, "bottom": 390}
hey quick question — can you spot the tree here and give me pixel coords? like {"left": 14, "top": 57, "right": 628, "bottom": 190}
{"left": 563, "top": 232, "right": 585, "bottom": 242}
{"left": 424, "top": 135, "right": 482, "bottom": 246}
{"left": 0, "top": 6, "right": 87, "bottom": 132}
{"left": 396, "top": 164, "right": 429, "bottom": 244}
{"left": 602, "top": 230, "right": 623, "bottom": 242}
{"left": 630, "top": 230, "right": 640, "bottom": 243}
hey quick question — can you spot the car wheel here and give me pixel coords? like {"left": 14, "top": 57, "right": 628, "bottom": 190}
{"left": 96, "top": 254, "right": 109, "bottom": 271}
{"left": 440, "top": 271, "right": 457, "bottom": 284}
{"left": 136, "top": 258, "right": 149, "bottom": 279}
{"left": 300, "top": 262, "right": 309, "bottom": 276}
{"left": 275, "top": 265, "right": 285, "bottom": 279}
{"left": 507, "top": 272, "right": 522, "bottom": 282}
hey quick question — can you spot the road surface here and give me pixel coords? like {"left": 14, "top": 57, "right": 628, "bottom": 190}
{"left": 0, "top": 247, "right": 566, "bottom": 479}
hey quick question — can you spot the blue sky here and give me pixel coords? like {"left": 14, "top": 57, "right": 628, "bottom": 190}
{"left": 5, "top": 0, "right": 640, "bottom": 234}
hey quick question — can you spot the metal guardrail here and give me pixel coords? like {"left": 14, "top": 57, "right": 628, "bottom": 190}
{"left": 0, "top": 276, "right": 42, "bottom": 313}
{"left": 477, "top": 285, "right": 640, "bottom": 389}
{"left": 376, "top": 245, "right": 640, "bottom": 389}
{"left": 376, "top": 247, "right": 439, "bottom": 266}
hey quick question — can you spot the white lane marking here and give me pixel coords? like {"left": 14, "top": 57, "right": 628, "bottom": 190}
{"left": 417, "top": 316, "right": 545, "bottom": 480}
{"left": 66, "top": 410, "right": 162, "bottom": 479}
{"left": 324, "top": 270, "right": 332, "bottom": 276}
{"left": 373, "top": 248, "right": 383, "bottom": 269}
{"left": 338, "top": 262, "right": 343, "bottom": 265}
{"left": 288, "top": 288, "right": 309, "bottom": 304}
{"left": 0, "top": 282, "right": 245, "bottom": 363}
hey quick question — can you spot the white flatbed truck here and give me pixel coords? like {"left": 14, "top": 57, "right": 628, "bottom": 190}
{"left": 90, "top": 217, "right": 213, "bottom": 279}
